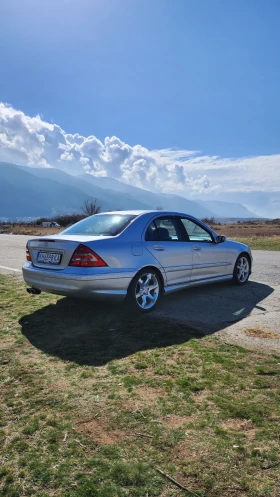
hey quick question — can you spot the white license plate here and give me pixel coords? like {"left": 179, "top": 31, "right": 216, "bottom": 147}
{"left": 37, "top": 252, "right": 61, "bottom": 265}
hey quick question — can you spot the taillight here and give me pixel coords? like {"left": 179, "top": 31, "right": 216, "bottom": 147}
{"left": 69, "top": 244, "right": 107, "bottom": 267}
{"left": 26, "top": 243, "right": 31, "bottom": 261}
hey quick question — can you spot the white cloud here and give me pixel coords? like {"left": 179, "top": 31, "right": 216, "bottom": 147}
{"left": 0, "top": 102, "right": 279, "bottom": 198}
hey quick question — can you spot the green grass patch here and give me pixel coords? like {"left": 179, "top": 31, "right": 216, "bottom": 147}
{"left": 0, "top": 275, "right": 280, "bottom": 496}
{"left": 230, "top": 235, "right": 280, "bottom": 250}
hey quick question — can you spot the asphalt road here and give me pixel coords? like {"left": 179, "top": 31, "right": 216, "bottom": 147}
{"left": 0, "top": 234, "right": 30, "bottom": 273}
{"left": 0, "top": 234, "right": 279, "bottom": 353}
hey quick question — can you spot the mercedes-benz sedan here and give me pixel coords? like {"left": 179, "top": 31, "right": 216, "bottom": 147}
{"left": 23, "top": 211, "right": 252, "bottom": 313}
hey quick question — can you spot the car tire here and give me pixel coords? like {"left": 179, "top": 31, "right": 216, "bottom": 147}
{"left": 232, "top": 254, "right": 250, "bottom": 285}
{"left": 126, "top": 268, "right": 162, "bottom": 313}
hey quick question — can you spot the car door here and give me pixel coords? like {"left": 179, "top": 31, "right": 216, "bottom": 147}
{"left": 143, "top": 216, "right": 193, "bottom": 286}
{"left": 179, "top": 217, "right": 228, "bottom": 281}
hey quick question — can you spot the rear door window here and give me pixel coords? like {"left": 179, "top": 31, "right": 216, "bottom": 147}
{"left": 145, "top": 217, "right": 183, "bottom": 241}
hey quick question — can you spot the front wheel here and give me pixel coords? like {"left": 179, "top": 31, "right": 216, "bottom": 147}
{"left": 232, "top": 254, "right": 250, "bottom": 285}
{"left": 126, "top": 269, "right": 161, "bottom": 313}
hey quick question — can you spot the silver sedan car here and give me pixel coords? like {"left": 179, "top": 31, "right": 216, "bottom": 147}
{"left": 23, "top": 210, "right": 252, "bottom": 313}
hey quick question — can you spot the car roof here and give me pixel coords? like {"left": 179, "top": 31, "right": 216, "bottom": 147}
{"left": 96, "top": 210, "right": 197, "bottom": 217}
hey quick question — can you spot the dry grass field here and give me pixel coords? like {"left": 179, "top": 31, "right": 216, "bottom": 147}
{"left": 0, "top": 225, "right": 60, "bottom": 236}
{"left": 214, "top": 220, "right": 280, "bottom": 238}
{"left": 212, "top": 220, "right": 280, "bottom": 251}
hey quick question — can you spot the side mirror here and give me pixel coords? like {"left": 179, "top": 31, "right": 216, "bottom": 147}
{"left": 216, "top": 235, "right": 226, "bottom": 244}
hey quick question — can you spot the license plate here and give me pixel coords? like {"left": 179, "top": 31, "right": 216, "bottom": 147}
{"left": 37, "top": 252, "right": 61, "bottom": 265}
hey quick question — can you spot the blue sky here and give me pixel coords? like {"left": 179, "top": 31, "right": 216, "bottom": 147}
{"left": 0, "top": 0, "right": 280, "bottom": 217}
{"left": 1, "top": 0, "right": 280, "bottom": 157}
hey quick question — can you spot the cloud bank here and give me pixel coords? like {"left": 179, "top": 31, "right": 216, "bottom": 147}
{"left": 0, "top": 102, "right": 279, "bottom": 198}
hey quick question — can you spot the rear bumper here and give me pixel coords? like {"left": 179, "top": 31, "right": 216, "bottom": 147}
{"left": 22, "top": 263, "right": 134, "bottom": 301}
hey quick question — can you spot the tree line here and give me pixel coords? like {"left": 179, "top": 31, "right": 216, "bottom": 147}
{"left": 36, "top": 197, "right": 102, "bottom": 227}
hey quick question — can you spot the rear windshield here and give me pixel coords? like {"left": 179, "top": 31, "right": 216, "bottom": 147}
{"left": 61, "top": 214, "right": 137, "bottom": 236}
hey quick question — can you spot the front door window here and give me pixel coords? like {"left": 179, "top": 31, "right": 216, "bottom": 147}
{"left": 180, "top": 218, "right": 213, "bottom": 243}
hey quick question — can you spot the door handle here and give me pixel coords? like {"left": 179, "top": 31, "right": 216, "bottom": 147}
{"left": 153, "top": 245, "right": 165, "bottom": 251}
{"left": 192, "top": 245, "right": 201, "bottom": 251}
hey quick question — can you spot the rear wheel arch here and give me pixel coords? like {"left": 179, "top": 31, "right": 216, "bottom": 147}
{"left": 137, "top": 265, "right": 165, "bottom": 290}
{"left": 128, "top": 265, "right": 166, "bottom": 290}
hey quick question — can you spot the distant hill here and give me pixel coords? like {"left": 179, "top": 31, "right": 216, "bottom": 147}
{"left": 196, "top": 190, "right": 280, "bottom": 219}
{"left": 0, "top": 162, "right": 90, "bottom": 217}
{"left": 197, "top": 200, "right": 258, "bottom": 219}
{"left": 79, "top": 173, "right": 216, "bottom": 218}
{"left": 0, "top": 162, "right": 147, "bottom": 217}
{"left": 78, "top": 173, "right": 159, "bottom": 208}
{"left": 79, "top": 174, "right": 258, "bottom": 219}
{"left": 0, "top": 162, "right": 258, "bottom": 219}
{"left": 17, "top": 165, "right": 148, "bottom": 211}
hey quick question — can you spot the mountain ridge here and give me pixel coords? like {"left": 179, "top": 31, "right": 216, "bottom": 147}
{"left": 0, "top": 162, "right": 259, "bottom": 219}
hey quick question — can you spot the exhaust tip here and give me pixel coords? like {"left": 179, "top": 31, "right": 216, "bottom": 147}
{"left": 26, "top": 287, "right": 41, "bottom": 295}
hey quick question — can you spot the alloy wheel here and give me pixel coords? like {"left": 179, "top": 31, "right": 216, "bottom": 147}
{"left": 135, "top": 272, "right": 160, "bottom": 310}
{"left": 236, "top": 256, "right": 250, "bottom": 283}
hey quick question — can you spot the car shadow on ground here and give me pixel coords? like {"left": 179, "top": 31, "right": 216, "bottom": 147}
{"left": 19, "top": 280, "right": 274, "bottom": 367}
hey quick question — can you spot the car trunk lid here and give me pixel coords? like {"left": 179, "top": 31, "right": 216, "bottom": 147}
{"left": 28, "top": 235, "right": 113, "bottom": 270}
